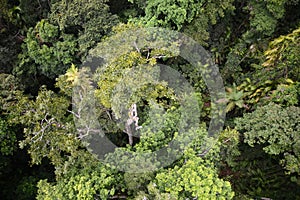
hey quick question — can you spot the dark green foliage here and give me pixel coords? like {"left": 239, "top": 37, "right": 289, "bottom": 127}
{"left": 49, "top": 0, "right": 119, "bottom": 56}
{"left": 16, "top": 20, "right": 78, "bottom": 79}
{"left": 0, "top": 35, "right": 20, "bottom": 73}
{"left": 129, "top": 0, "right": 235, "bottom": 45}
{"left": 0, "top": 0, "right": 50, "bottom": 74}
{"left": 0, "top": 119, "right": 16, "bottom": 156}
{"left": 220, "top": 0, "right": 299, "bottom": 86}
{"left": 0, "top": 73, "right": 54, "bottom": 200}
{"left": 0, "top": 74, "right": 22, "bottom": 156}
{"left": 270, "top": 82, "right": 299, "bottom": 106}
{"left": 14, "top": 0, "right": 118, "bottom": 92}
{"left": 230, "top": 144, "right": 300, "bottom": 199}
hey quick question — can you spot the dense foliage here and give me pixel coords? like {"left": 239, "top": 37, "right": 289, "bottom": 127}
{"left": 0, "top": 0, "right": 299, "bottom": 199}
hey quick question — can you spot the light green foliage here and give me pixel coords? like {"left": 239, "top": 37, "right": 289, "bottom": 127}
{"left": 95, "top": 51, "right": 161, "bottom": 109}
{"left": 89, "top": 23, "right": 180, "bottom": 63}
{"left": 37, "top": 168, "right": 115, "bottom": 200}
{"left": 55, "top": 22, "right": 233, "bottom": 199}
{"left": 91, "top": 23, "right": 181, "bottom": 117}
{"left": 8, "top": 68, "right": 122, "bottom": 198}
{"left": 91, "top": 27, "right": 207, "bottom": 173}
{"left": 132, "top": 144, "right": 233, "bottom": 199}
{"left": 153, "top": 150, "right": 234, "bottom": 199}
{"left": 233, "top": 78, "right": 275, "bottom": 109}
{"left": 64, "top": 65, "right": 121, "bottom": 137}
{"left": 235, "top": 103, "right": 300, "bottom": 175}
{"left": 54, "top": 64, "right": 78, "bottom": 96}
{"left": 16, "top": 20, "right": 77, "bottom": 79}
{"left": 36, "top": 152, "right": 119, "bottom": 200}
{"left": 134, "top": 183, "right": 178, "bottom": 199}
{"left": 49, "top": 0, "right": 118, "bottom": 55}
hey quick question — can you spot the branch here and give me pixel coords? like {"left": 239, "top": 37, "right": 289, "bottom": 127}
{"left": 67, "top": 109, "right": 80, "bottom": 119}
{"left": 76, "top": 125, "right": 103, "bottom": 139}
{"left": 133, "top": 41, "right": 140, "bottom": 53}
{"left": 197, "top": 148, "right": 211, "bottom": 157}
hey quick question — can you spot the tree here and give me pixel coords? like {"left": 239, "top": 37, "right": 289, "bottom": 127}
{"left": 235, "top": 103, "right": 300, "bottom": 176}
{"left": 16, "top": 19, "right": 78, "bottom": 79}
{"left": 128, "top": 0, "right": 235, "bottom": 45}
{"left": 14, "top": 0, "right": 119, "bottom": 92}
{"left": 49, "top": 0, "right": 119, "bottom": 57}
{"left": 12, "top": 18, "right": 232, "bottom": 198}
{"left": 0, "top": 0, "right": 50, "bottom": 74}
{"left": 0, "top": 74, "right": 23, "bottom": 155}
{"left": 148, "top": 149, "right": 234, "bottom": 200}
{"left": 221, "top": 0, "right": 299, "bottom": 84}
